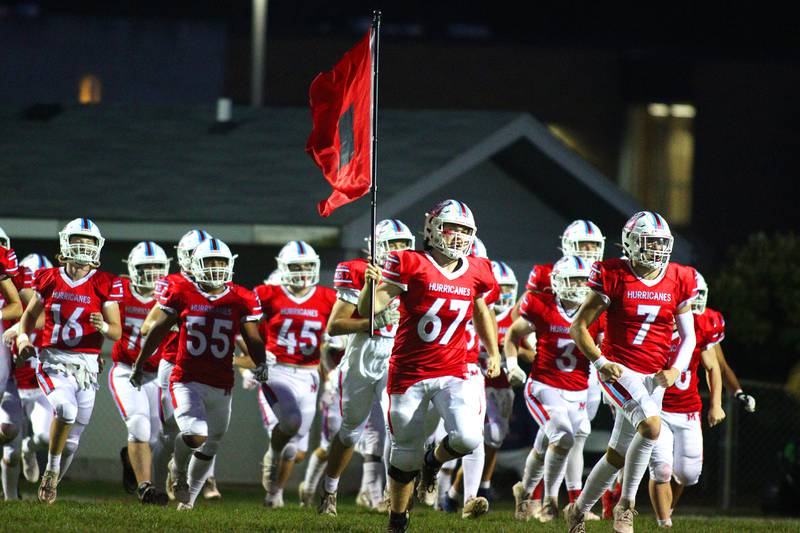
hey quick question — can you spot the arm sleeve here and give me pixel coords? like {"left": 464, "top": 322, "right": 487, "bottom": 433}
{"left": 381, "top": 251, "right": 409, "bottom": 291}
{"left": 158, "top": 282, "right": 184, "bottom": 315}
{"left": 0, "top": 248, "right": 19, "bottom": 280}
{"left": 524, "top": 265, "right": 540, "bottom": 291}
{"left": 242, "top": 290, "right": 263, "bottom": 323}
{"left": 103, "top": 276, "right": 125, "bottom": 305}
{"left": 31, "top": 268, "right": 52, "bottom": 300}
{"left": 672, "top": 310, "right": 696, "bottom": 371}
{"left": 587, "top": 262, "right": 611, "bottom": 306}
{"left": 476, "top": 258, "right": 497, "bottom": 300}
{"left": 678, "top": 266, "right": 700, "bottom": 309}
{"left": 334, "top": 261, "right": 361, "bottom": 304}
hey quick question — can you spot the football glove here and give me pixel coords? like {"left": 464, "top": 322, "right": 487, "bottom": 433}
{"left": 735, "top": 391, "right": 756, "bottom": 413}
{"left": 252, "top": 362, "right": 270, "bottom": 383}
{"left": 374, "top": 301, "right": 400, "bottom": 329}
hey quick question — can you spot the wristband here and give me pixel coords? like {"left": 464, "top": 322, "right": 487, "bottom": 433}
{"left": 100, "top": 321, "right": 109, "bottom": 334}
{"left": 593, "top": 356, "right": 609, "bottom": 370}
{"left": 734, "top": 389, "right": 743, "bottom": 396}
{"left": 16, "top": 333, "right": 30, "bottom": 347}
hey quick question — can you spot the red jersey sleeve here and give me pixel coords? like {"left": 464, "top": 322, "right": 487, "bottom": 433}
{"left": 158, "top": 282, "right": 187, "bottom": 316}
{"left": 0, "top": 247, "right": 19, "bottom": 280}
{"left": 677, "top": 266, "right": 699, "bottom": 310}
{"left": 334, "top": 260, "right": 362, "bottom": 304}
{"left": 588, "top": 261, "right": 612, "bottom": 304}
{"left": 714, "top": 311, "right": 726, "bottom": 344}
{"left": 31, "top": 268, "right": 56, "bottom": 300}
{"left": 102, "top": 275, "right": 125, "bottom": 304}
{"left": 19, "top": 267, "right": 34, "bottom": 289}
{"left": 474, "top": 257, "right": 498, "bottom": 301}
{"left": 518, "top": 292, "right": 540, "bottom": 324}
{"left": 239, "top": 287, "right": 263, "bottom": 323}
{"left": 382, "top": 251, "right": 411, "bottom": 290}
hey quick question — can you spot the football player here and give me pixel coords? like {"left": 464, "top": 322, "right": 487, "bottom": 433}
{"left": 316, "top": 219, "right": 411, "bottom": 516}
{"left": 0, "top": 227, "right": 24, "bottom": 398}
{"left": 139, "top": 229, "right": 212, "bottom": 499}
{"left": 360, "top": 199, "right": 501, "bottom": 533}
{"left": 131, "top": 238, "right": 268, "bottom": 510}
{"left": 564, "top": 212, "right": 697, "bottom": 533}
{"left": 648, "top": 271, "right": 726, "bottom": 527}
{"left": 109, "top": 242, "right": 171, "bottom": 504}
{"left": 16, "top": 219, "right": 124, "bottom": 504}
{"left": 258, "top": 241, "right": 336, "bottom": 508}
{"left": 505, "top": 256, "right": 604, "bottom": 522}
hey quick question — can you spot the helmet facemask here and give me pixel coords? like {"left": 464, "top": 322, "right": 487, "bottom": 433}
{"left": 279, "top": 259, "right": 320, "bottom": 289}
{"left": 551, "top": 273, "right": 590, "bottom": 306}
{"left": 429, "top": 221, "right": 475, "bottom": 260}
{"left": 494, "top": 283, "right": 518, "bottom": 313}
{"left": 192, "top": 256, "right": 234, "bottom": 289}
{"left": 130, "top": 262, "right": 169, "bottom": 291}
{"left": 632, "top": 235, "right": 674, "bottom": 270}
{"left": 563, "top": 239, "right": 604, "bottom": 263}
{"left": 59, "top": 234, "right": 103, "bottom": 267}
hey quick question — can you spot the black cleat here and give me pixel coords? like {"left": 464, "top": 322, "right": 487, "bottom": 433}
{"left": 387, "top": 511, "right": 410, "bottom": 533}
{"left": 120, "top": 447, "right": 137, "bottom": 495}
{"left": 137, "top": 481, "right": 169, "bottom": 506}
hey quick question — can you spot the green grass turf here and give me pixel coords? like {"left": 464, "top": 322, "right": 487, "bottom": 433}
{"left": 2, "top": 480, "right": 798, "bottom": 533}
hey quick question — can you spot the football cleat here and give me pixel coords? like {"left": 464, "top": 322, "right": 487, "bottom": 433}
{"left": 298, "top": 480, "right": 315, "bottom": 507}
{"left": 317, "top": 490, "right": 337, "bottom": 516}
{"left": 437, "top": 492, "right": 458, "bottom": 513}
{"left": 176, "top": 502, "right": 193, "bottom": 511}
{"left": 613, "top": 503, "right": 638, "bottom": 533}
{"left": 564, "top": 502, "right": 587, "bottom": 533}
{"left": 417, "top": 445, "right": 440, "bottom": 506}
{"left": 585, "top": 509, "right": 602, "bottom": 521}
{"left": 165, "top": 458, "right": 176, "bottom": 501}
{"left": 387, "top": 511, "right": 410, "bottom": 533}
{"left": 461, "top": 496, "right": 489, "bottom": 519}
{"left": 120, "top": 447, "right": 137, "bottom": 495}
{"left": 170, "top": 459, "right": 189, "bottom": 505}
{"left": 263, "top": 491, "right": 284, "bottom": 508}
{"left": 202, "top": 476, "right": 222, "bottom": 500}
{"left": 137, "top": 481, "right": 169, "bottom": 506}
{"left": 538, "top": 497, "right": 558, "bottom": 523}
{"left": 38, "top": 469, "right": 59, "bottom": 504}
{"left": 512, "top": 481, "right": 538, "bottom": 521}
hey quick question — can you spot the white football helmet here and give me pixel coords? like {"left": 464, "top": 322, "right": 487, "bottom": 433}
{"left": 368, "top": 219, "right": 416, "bottom": 264}
{"left": 20, "top": 253, "right": 53, "bottom": 274}
{"left": 423, "top": 199, "right": 476, "bottom": 260}
{"left": 58, "top": 218, "right": 105, "bottom": 266}
{"left": 126, "top": 241, "right": 170, "bottom": 290}
{"left": 693, "top": 271, "right": 708, "bottom": 315}
{"left": 276, "top": 241, "right": 320, "bottom": 289}
{"left": 491, "top": 260, "right": 518, "bottom": 313}
{"left": 176, "top": 229, "right": 212, "bottom": 273}
{"left": 561, "top": 220, "right": 605, "bottom": 263}
{"left": 264, "top": 269, "right": 282, "bottom": 285}
{"left": 550, "top": 255, "right": 592, "bottom": 306}
{"left": 622, "top": 211, "right": 674, "bottom": 271}
{"left": 0, "top": 226, "right": 9, "bottom": 248}
{"left": 469, "top": 236, "right": 488, "bottom": 259}
{"left": 191, "top": 238, "right": 235, "bottom": 288}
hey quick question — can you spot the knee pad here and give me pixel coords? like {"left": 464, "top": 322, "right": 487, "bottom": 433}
{"left": 125, "top": 414, "right": 151, "bottom": 443}
{"left": 674, "top": 458, "right": 702, "bottom": 487}
{"left": 390, "top": 447, "right": 423, "bottom": 472}
{"left": 554, "top": 430, "right": 575, "bottom": 451}
{"left": 197, "top": 438, "right": 220, "bottom": 457}
{"left": 649, "top": 461, "right": 672, "bottom": 484}
{"left": 281, "top": 443, "right": 297, "bottom": 461}
{"left": 33, "top": 433, "right": 50, "bottom": 450}
{"left": 55, "top": 401, "right": 78, "bottom": 424}
{"left": 447, "top": 429, "right": 482, "bottom": 457}
{"left": 388, "top": 464, "right": 418, "bottom": 484}
{"left": 0, "top": 423, "right": 19, "bottom": 444}
{"left": 337, "top": 424, "right": 364, "bottom": 448}
{"left": 278, "top": 412, "right": 302, "bottom": 436}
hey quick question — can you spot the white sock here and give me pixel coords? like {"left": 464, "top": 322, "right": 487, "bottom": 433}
{"left": 657, "top": 518, "right": 673, "bottom": 527}
{"left": 173, "top": 437, "right": 193, "bottom": 477}
{"left": 447, "top": 485, "right": 460, "bottom": 501}
{"left": 2, "top": 460, "right": 20, "bottom": 500}
{"left": 621, "top": 433, "right": 658, "bottom": 505}
{"left": 323, "top": 474, "right": 339, "bottom": 494}
{"left": 46, "top": 453, "right": 61, "bottom": 474}
{"left": 303, "top": 451, "right": 327, "bottom": 493}
{"left": 437, "top": 469, "right": 453, "bottom": 501}
{"left": 362, "top": 461, "right": 384, "bottom": 503}
{"left": 565, "top": 435, "right": 586, "bottom": 494}
{"left": 544, "top": 448, "right": 569, "bottom": 500}
{"left": 186, "top": 453, "right": 214, "bottom": 506}
{"left": 522, "top": 448, "right": 545, "bottom": 495}
{"left": 207, "top": 456, "right": 216, "bottom": 478}
{"left": 480, "top": 480, "right": 490, "bottom": 489}
{"left": 462, "top": 445, "right": 485, "bottom": 502}
{"left": 576, "top": 455, "right": 619, "bottom": 513}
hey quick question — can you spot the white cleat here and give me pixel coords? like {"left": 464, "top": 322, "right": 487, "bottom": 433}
{"left": 538, "top": 498, "right": 558, "bottom": 523}
{"left": 170, "top": 460, "right": 189, "bottom": 505}
{"left": 585, "top": 509, "right": 602, "bottom": 521}
{"left": 613, "top": 503, "right": 638, "bottom": 533}
{"left": 564, "top": 502, "right": 586, "bottom": 533}
{"left": 176, "top": 502, "right": 193, "bottom": 511}
{"left": 202, "top": 476, "right": 221, "bottom": 500}
{"left": 461, "top": 496, "right": 489, "bottom": 519}
{"left": 38, "top": 469, "right": 59, "bottom": 504}
{"left": 263, "top": 491, "right": 284, "bottom": 508}
{"left": 298, "top": 481, "right": 314, "bottom": 507}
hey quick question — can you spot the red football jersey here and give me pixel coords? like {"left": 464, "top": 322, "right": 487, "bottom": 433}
{"left": 525, "top": 263, "right": 554, "bottom": 293}
{"left": 483, "top": 307, "right": 515, "bottom": 389}
{"left": 1, "top": 264, "right": 32, "bottom": 331}
{"left": 381, "top": 250, "right": 496, "bottom": 394}
{"left": 256, "top": 284, "right": 336, "bottom": 366}
{"left": 152, "top": 272, "right": 195, "bottom": 364}
{"left": 112, "top": 278, "right": 159, "bottom": 371}
{"left": 463, "top": 257, "right": 500, "bottom": 365}
{"left": 13, "top": 328, "right": 43, "bottom": 390}
{"left": 160, "top": 281, "right": 262, "bottom": 390}
{"left": 662, "top": 307, "right": 726, "bottom": 413}
{"left": 521, "top": 291, "right": 605, "bottom": 391}
{"left": 32, "top": 267, "right": 123, "bottom": 354}
{"left": 589, "top": 259, "right": 697, "bottom": 374}
{"left": 333, "top": 257, "right": 397, "bottom": 337}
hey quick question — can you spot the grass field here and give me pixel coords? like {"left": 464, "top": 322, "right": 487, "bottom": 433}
{"left": 2, "top": 480, "right": 798, "bottom": 533}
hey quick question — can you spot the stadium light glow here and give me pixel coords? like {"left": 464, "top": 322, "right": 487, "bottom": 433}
{"left": 647, "top": 103, "right": 670, "bottom": 117}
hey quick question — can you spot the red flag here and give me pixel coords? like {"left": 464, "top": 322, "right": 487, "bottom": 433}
{"left": 306, "top": 29, "right": 374, "bottom": 217}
